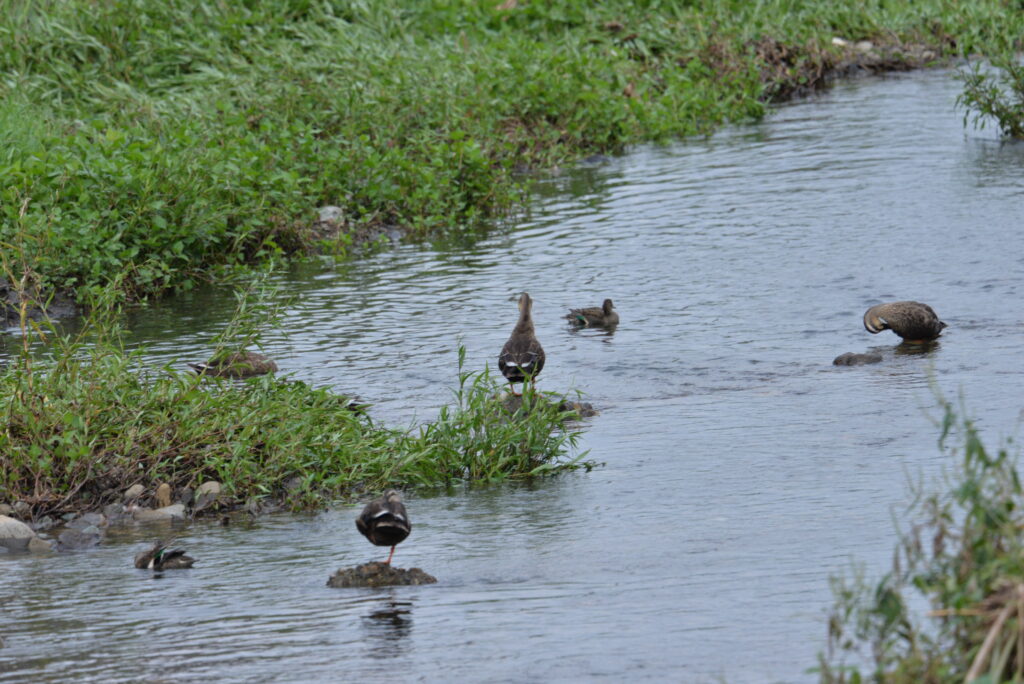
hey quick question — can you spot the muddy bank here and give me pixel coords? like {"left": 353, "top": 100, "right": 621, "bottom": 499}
{"left": 0, "top": 277, "right": 78, "bottom": 327}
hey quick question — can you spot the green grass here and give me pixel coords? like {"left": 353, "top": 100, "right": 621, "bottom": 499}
{"left": 818, "top": 400, "right": 1024, "bottom": 683}
{"left": 0, "top": 312, "right": 589, "bottom": 517}
{"left": 2, "top": 0, "right": 1022, "bottom": 302}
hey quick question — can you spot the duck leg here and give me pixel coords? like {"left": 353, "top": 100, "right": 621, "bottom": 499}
{"left": 385, "top": 545, "right": 396, "bottom": 565}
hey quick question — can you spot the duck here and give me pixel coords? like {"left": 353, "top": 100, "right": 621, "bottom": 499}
{"left": 863, "top": 301, "right": 947, "bottom": 343}
{"left": 134, "top": 541, "right": 196, "bottom": 570}
{"left": 498, "top": 292, "right": 546, "bottom": 396}
{"left": 189, "top": 350, "right": 278, "bottom": 378}
{"left": 356, "top": 490, "right": 411, "bottom": 565}
{"left": 566, "top": 298, "right": 619, "bottom": 328}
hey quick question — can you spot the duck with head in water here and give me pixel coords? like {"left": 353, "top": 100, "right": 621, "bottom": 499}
{"left": 498, "top": 292, "right": 545, "bottom": 396}
{"left": 863, "top": 301, "right": 947, "bottom": 343}
{"left": 356, "top": 490, "right": 411, "bottom": 565}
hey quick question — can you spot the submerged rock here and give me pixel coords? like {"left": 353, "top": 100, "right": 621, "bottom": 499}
{"left": 833, "top": 351, "right": 884, "bottom": 366}
{"left": 57, "top": 526, "right": 102, "bottom": 550}
{"left": 327, "top": 562, "right": 437, "bottom": 588}
{"left": 0, "top": 515, "right": 36, "bottom": 552}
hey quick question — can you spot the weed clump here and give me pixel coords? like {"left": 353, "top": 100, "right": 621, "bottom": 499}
{"left": 819, "top": 400, "right": 1024, "bottom": 683}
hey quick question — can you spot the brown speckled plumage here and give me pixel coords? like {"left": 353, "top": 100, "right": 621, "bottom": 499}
{"left": 189, "top": 351, "right": 278, "bottom": 378}
{"left": 566, "top": 298, "right": 619, "bottom": 328}
{"left": 863, "top": 301, "right": 947, "bottom": 342}
{"left": 498, "top": 293, "right": 545, "bottom": 395}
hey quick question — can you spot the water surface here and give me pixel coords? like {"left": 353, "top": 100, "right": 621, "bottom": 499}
{"left": 4, "top": 69, "right": 1024, "bottom": 683}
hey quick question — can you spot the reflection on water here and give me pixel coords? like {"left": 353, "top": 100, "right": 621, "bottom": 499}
{"left": 3, "top": 70, "right": 1024, "bottom": 683}
{"left": 361, "top": 596, "right": 414, "bottom": 652}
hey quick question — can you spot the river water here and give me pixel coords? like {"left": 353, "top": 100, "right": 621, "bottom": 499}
{"left": 3, "top": 69, "right": 1024, "bottom": 683}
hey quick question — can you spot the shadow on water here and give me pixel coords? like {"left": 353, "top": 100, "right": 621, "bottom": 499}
{"left": 3, "top": 70, "right": 1024, "bottom": 683}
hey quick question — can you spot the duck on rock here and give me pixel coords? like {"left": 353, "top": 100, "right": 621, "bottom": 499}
{"left": 566, "top": 298, "right": 619, "bottom": 328}
{"left": 498, "top": 292, "right": 546, "bottom": 396}
{"left": 356, "top": 490, "right": 411, "bottom": 566}
{"left": 863, "top": 301, "right": 947, "bottom": 343}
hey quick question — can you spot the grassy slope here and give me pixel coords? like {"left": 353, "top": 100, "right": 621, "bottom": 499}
{"left": 1, "top": 0, "right": 1021, "bottom": 301}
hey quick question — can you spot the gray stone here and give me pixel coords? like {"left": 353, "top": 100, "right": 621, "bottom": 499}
{"left": 67, "top": 513, "right": 106, "bottom": 530}
{"left": 133, "top": 503, "right": 186, "bottom": 522}
{"left": 833, "top": 351, "right": 884, "bottom": 366}
{"left": 124, "top": 484, "right": 145, "bottom": 501}
{"left": 12, "top": 501, "right": 30, "bottom": 517}
{"left": 0, "top": 504, "right": 12, "bottom": 516}
{"left": 178, "top": 487, "right": 194, "bottom": 507}
{"left": 193, "top": 481, "right": 222, "bottom": 513}
{"left": 61, "top": 512, "right": 77, "bottom": 522}
{"left": 33, "top": 515, "right": 56, "bottom": 532}
{"left": 57, "top": 527, "right": 101, "bottom": 550}
{"left": 0, "top": 515, "right": 35, "bottom": 552}
{"left": 103, "top": 503, "right": 126, "bottom": 522}
{"left": 318, "top": 205, "right": 345, "bottom": 223}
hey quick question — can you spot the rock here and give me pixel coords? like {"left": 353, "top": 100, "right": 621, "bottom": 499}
{"left": 559, "top": 400, "right": 599, "bottom": 418}
{"left": 327, "top": 562, "right": 438, "bottom": 588}
{"left": 28, "top": 537, "right": 53, "bottom": 553}
{"left": 193, "top": 481, "right": 222, "bottom": 513}
{"left": 178, "top": 487, "right": 194, "bottom": 507}
{"left": 57, "top": 526, "right": 101, "bottom": 550}
{"left": 33, "top": 515, "right": 56, "bottom": 532}
{"left": 0, "top": 515, "right": 36, "bottom": 551}
{"left": 831, "top": 37, "right": 850, "bottom": 47}
{"left": 855, "top": 40, "right": 874, "bottom": 53}
{"left": 67, "top": 512, "right": 107, "bottom": 530}
{"left": 124, "top": 484, "right": 145, "bottom": 501}
{"left": 0, "top": 504, "right": 12, "bottom": 516}
{"left": 833, "top": 352, "right": 884, "bottom": 366}
{"left": 318, "top": 205, "right": 345, "bottom": 223}
{"left": 155, "top": 483, "right": 172, "bottom": 508}
{"left": 61, "top": 512, "right": 77, "bottom": 522}
{"left": 104, "top": 503, "right": 126, "bottom": 522}
{"left": 13, "top": 501, "right": 30, "bottom": 517}
{"left": 133, "top": 503, "right": 186, "bottom": 522}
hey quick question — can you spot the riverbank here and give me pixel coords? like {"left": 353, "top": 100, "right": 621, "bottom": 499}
{"left": 2, "top": 0, "right": 1021, "bottom": 307}
{"left": 0, "top": 315, "right": 590, "bottom": 525}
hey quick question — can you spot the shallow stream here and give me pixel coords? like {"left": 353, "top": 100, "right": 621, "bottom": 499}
{"left": 3, "top": 69, "right": 1024, "bottom": 682}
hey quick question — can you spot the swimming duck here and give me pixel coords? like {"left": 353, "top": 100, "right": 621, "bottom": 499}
{"left": 356, "top": 490, "right": 411, "bottom": 565}
{"left": 498, "top": 292, "right": 546, "bottom": 396}
{"left": 863, "top": 301, "right": 947, "bottom": 343}
{"left": 566, "top": 298, "right": 619, "bottom": 328}
{"left": 189, "top": 351, "right": 278, "bottom": 378}
{"left": 134, "top": 541, "right": 196, "bottom": 570}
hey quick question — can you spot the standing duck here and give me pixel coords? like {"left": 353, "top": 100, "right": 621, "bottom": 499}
{"left": 134, "top": 541, "right": 196, "bottom": 570}
{"left": 189, "top": 350, "right": 278, "bottom": 378}
{"left": 863, "top": 301, "right": 947, "bottom": 343}
{"left": 498, "top": 292, "right": 546, "bottom": 396}
{"left": 356, "top": 490, "right": 411, "bottom": 565}
{"left": 566, "top": 298, "right": 619, "bottom": 328}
